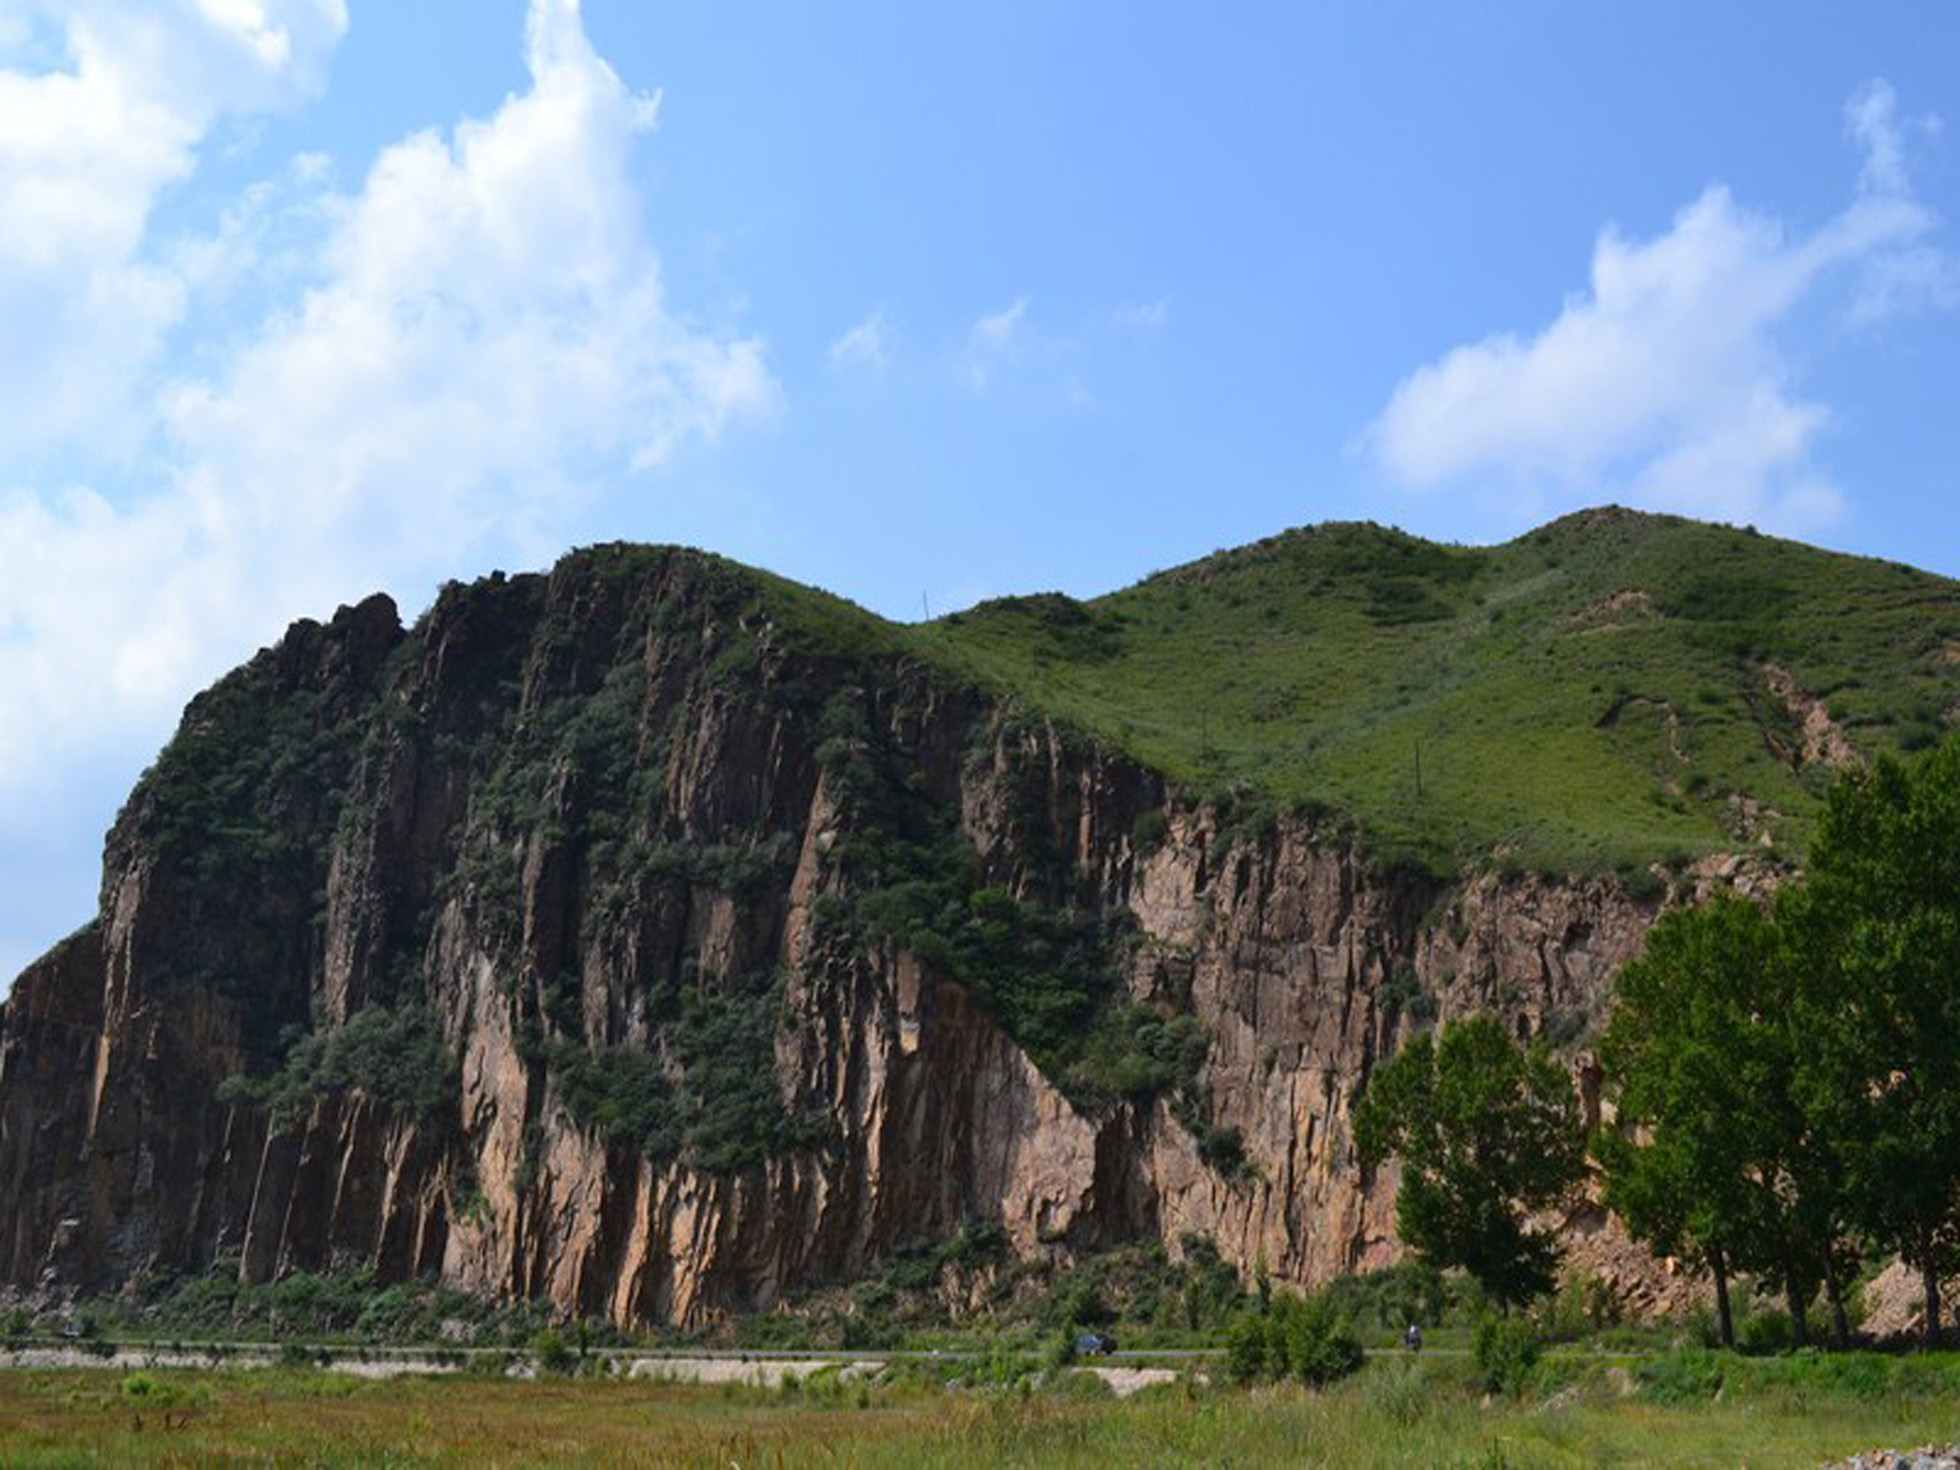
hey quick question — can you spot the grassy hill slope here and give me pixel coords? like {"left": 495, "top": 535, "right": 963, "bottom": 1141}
{"left": 901, "top": 507, "right": 1960, "bottom": 875}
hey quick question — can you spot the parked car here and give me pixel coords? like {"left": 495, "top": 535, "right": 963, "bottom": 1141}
{"left": 1072, "top": 1331, "right": 1118, "bottom": 1357}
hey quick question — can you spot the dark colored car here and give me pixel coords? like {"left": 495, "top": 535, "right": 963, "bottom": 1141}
{"left": 1073, "top": 1332, "right": 1118, "bottom": 1356}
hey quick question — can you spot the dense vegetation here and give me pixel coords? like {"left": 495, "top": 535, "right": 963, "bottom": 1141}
{"left": 541, "top": 974, "right": 832, "bottom": 1173}
{"left": 218, "top": 1004, "right": 458, "bottom": 1128}
{"left": 1597, "top": 736, "right": 1960, "bottom": 1352}
{"left": 1356, "top": 735, "right": 1960, "bottom": 1352}
{"left": 1223, "top": 1291, "right": 1365, "bottom": 1387}
{"left": 808, "top": 688, "right": 1231, "bottom": 1129}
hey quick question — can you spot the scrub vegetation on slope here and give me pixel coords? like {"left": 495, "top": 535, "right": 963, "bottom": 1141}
{"left": 909, "top": 507, "right": 1960, "bottom": 873}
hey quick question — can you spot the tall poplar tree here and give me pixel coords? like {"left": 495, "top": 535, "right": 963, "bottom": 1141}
{"left": 1355, "top": 1015, "right": 1585, "bottom": 1312}
{"left": 1598, "top": 891, "right": 1850, "bottom": 1348}
{"left": 1796, "top": 741, "right": 1960, "bottom": 1350}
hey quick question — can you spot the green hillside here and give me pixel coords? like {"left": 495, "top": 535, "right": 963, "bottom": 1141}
{"left": 896, "top": 508, "right": 1960, "bottom": 876}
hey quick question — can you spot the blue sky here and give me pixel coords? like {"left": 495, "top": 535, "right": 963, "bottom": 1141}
{"left": 2, "top": 0, "right": 1957, "bottom": 990}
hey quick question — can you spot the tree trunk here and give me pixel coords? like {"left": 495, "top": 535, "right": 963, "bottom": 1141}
{"left": 1921, "top": 1224, "right": 1942, "bottom": 1352}
{"left": 1784, "top": 1265, "right": 1810, "bottom": 1349}
{"left": 1711, "top": 1243, "right": 1735, "bottom": 1349}
{"left": 1825, "top": 1263, "right": 1851, "bottom": 1349}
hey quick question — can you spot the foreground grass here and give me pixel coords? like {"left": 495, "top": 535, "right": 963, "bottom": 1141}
{"left": 4, "top": 1354, "right": 1959, "bottom": 1468}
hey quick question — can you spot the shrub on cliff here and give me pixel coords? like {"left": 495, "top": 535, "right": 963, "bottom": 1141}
{"left": 543, "top": 971, "right": 830, "bottom": 1174}
{"left": 219, "top": 1004, "right": 458, "bottom": 1131}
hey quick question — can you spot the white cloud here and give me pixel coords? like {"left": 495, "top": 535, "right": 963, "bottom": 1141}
{"left": 1362, "top": 80, "right": 1952, "bottom": 531}
{"left": 964, "top": 295, "right": 1029, "bottom": 390}
{"left": 0, "top": 0, "right": 773, "bottom": 805}
{"left": 0, "top": 0, "right": 347, "bottom": 462}
{"left": 1847, "top": 78, "right": 1911, "bottom": 198}
{"left": 830, "top": 306, "right": 890, "bottom": 372}
{"left": 971, "top": 296, "right": 1028, "bottom": 349}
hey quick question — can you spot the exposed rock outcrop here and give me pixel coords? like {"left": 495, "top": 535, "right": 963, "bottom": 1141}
{"left": 0, "top": 547, "right": 1676, "bottom": 1325}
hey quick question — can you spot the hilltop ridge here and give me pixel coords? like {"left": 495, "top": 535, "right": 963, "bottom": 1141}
{"left": 510, "top": 509, "right": 1960, "bottom": 877}
{"left": 909, "top": 507, "right": 1960, "bottom": 872}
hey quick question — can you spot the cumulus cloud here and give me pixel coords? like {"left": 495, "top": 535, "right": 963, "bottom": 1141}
{"left": 1362, "top": 80, "right": 1951, "bottom": 531}
{"left": 829, "top": 306, "right": 890, "bottom": 372}
{"left": 0, "top": 0, "right": 347, "bottom": 461}
{"left": 0, "top": 0, "right": 773, "bottom": 805}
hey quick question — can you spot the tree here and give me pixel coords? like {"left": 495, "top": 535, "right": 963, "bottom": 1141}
{"left": 1793, "top": 740, "right": 1960, "bottom": 1351}
{"left": 1354, "top": 1015, "right": 1585, "bottom": 1311}
{"left": 1596, "top": 891, "right": 1852, "bottom": 1348}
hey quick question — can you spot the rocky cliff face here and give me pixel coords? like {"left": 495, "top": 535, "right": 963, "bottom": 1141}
{"left": 0, "top": 547, "right": 1671, "bottom": 1325}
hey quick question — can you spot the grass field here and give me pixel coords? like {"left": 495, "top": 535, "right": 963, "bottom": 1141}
{"left": 4, "top": 1352, "right": 1959, "bottom": 1468}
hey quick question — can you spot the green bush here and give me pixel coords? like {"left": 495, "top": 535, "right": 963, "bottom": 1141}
{"left": 544, "top": 1040, "right": 681, "bottom": 1160}
{"left": 1224, "top": 1310, "right": 1272, "bottom": 1385}
{"left": 1312, "top": 1262, "right": 1474, "bottom": 1331}
{"left": 1224, "top": 1292, "right": 1363, "bottom": 1388}
{"left": 530, "top": 1327, "right": 576, "bottom": 1375}
{"left": 1283, "top": 1295, "right": 1365, "bottom": 1387}
{"left": 1174, "top": 1235, "right": 1248, "bottom": 1329}
{"left": 1534, "top": 1269, "right": 1624, "bottom": 1342}
{"left": 1736, "top": 1307, "right": 1794, "bottom": 1357}
{"left": 838, "top": 1312, "right": 898, "bottom": 1351}
{"left": 545, "top": 973, "right": 828, "bottom": 1173}
{"left": 221, "top": 1004, "right": 459, "bottom": 1129}
{"left": 119, "top": 1370, "right": 194, "bottom": 1418}
{"left": 1474, "top": 1317, "right": 1542, "bottom": 1395}
{"left": 1044, "top": 1330, "right": 1079, "bottom": 1371}
{"left": 1057, "top": 1278, "right": 1112, "bottom": 1329}
{"left": 107, "top": 1265, "right": 520, "bottom": 1348}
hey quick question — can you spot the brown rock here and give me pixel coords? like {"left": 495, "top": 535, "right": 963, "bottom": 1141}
{"left": 0, "top": 550, "right": 1718, "bottom": 1327}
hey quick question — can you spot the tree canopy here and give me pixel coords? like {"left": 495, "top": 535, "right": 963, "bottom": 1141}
{"left": 1794, "top": 740, "right": 1960, "bottom": 1349}
{"left": 1595, "top": 737, "right": 1960, "bottom": 1351}
{"left": 1355, "top": 1015, "right": 1585, "bottom": 1311}
{"left": 1596, "top": 891, "right": 1849, "bottom": 1347}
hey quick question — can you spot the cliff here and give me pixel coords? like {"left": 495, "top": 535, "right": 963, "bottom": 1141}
{"left": 4, "top": 515, "right": 1947, "bottom": 1327}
